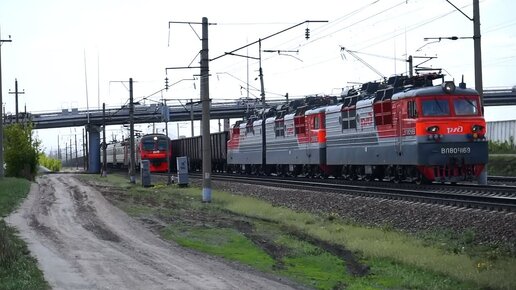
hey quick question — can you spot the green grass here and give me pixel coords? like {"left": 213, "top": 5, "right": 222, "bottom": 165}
{"left": 275, "top": 234, "right": 347, "bottom": 289}
{"left": 219, "top": 192, "right": 516, "bottom": 289}
{"left": 353, "top": 258, "right": 476, "bottom": 290}
{"left": 83, "top": 174, "right": 516, "bottom": 290}
{"left": 0, "top": 177, "right": 31, "bottom": 217}
{"left": 162, "top": 225, "right": 275, "bottom": 271}
{"left": 488, "top": 155, "right": 516, "bottom": 176}
{"left": 0, "top": 178, "right": 50, "bottom": 290}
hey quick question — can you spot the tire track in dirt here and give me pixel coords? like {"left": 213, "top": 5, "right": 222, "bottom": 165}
{"left": 65, "top": 180, "right": 121, "bottom": 243}
{"left": 7, "top": 174, "right": 301, "bottom": 290}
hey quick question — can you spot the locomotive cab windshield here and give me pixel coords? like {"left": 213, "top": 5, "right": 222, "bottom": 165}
{"left": 453, "top": 97, "right": 479, "bottom": 116}
{"left": 421, "top": 95, "right": 480, "bottom": 117}
{"left": 142, "top": 136, "right": 168, "bottom": 151}
{"left": 421, "top": 98, "right": 450, "bottom": 116}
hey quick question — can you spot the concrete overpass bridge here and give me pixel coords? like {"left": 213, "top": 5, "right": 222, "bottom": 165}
{"left": 4, "top": 98, "right": 273, "bottom": 173}
{"left": 482, "top": 87, "right": 516, "bottom": 106}
{"left": 16, "top": 99, "right": 265, "bottom": 129}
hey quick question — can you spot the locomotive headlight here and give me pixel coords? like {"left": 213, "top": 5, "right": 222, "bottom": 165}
{"left": 441, "top": 81, "right": 456, "bottom": 94}
{"left": 472, "top": 124, "right": 484, "bottom": 133}
{"left": 426, "top": 125, "right": 439, "bottom": 133}
{"left": 153, "top": 136, "right": 158, "bottom": 140}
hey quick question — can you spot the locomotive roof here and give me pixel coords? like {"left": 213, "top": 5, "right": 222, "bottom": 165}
{"left": 392, "top": 85, "right": 479, "bottom": 100}
{"left": 237, "top": 74, "right": 479, "bottom": 124}
{"left": 140, "top": 133, "right": 168, "bottom": 140}
{"left": 305, "top": 106, "right": 327, "bottom": 115}
{"left": 141, "top": 133, "right": 167, "bottom": 137}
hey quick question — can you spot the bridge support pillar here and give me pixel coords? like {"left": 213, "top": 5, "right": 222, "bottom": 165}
{"left": 86, "top": 124, "right": 101, "bottom": 173}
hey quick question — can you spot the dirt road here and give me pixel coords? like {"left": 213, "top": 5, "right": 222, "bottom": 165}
{"left": 7, "top": 174, "right": 297, "bottom": 290}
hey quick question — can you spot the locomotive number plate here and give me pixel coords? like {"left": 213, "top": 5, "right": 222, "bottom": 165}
{"left": 441, "top": 147, "right": 471, "bottom": 154}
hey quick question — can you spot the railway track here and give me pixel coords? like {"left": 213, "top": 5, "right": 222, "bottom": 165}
{"left": 78, "top": 168, "right": 516, "bottom": 212}
{"left": 182, "top": 173, "right": 516, "bottom": 213}
{"left": 488, "top": 175, "right": 516, "bottom": 186}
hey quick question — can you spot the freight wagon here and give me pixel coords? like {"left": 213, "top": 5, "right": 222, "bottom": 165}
{"left": 170, "top": 131, "right": 229, "bottom": 173}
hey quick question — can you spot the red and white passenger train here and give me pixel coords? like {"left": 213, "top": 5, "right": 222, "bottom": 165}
{"left": 103, "top": 133, "right": 171, "bottom": 173}
{"left": 226, "top": 73, "right": 488, "bottom": 183}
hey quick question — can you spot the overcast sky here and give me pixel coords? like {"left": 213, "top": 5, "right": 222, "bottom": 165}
{"left": 1, "top": 0, "right": 515, "bottom": 154}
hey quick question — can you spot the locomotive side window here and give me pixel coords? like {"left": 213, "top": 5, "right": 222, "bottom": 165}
{"left": 246, "top": 125, "right": 254, "bottom": 135}
{"left": 407, "top": 100, "right": 418, "bottom": 118}
{"left": 295, "top": 116, "right": 306, "bottom": 135}
{"left": 422, "top": 99, "right": 450, "bottom": 116}
{"left": 349, "top": 109, "right": 357, "bottom": 129}
{"left": 383, "top": 101, "right": 393, "bottom": 124}
{"left": 341, "top": 110, "right": 357, "bottom": 129}
{"left": 275, "top": 119, "right": 285, "bottom": 137}
{"left": 453, "top": 98, "right": 478, "bottom": 116}
{"left": 341, "top": 111, "right": 349, "bottom": 130}
{"left": 296, "top": 125, "right": 306, "bottom": 134}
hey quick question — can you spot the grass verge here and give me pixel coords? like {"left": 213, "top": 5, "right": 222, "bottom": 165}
{"left": 488, "top": 155, "right": 516, "bottom": 176}
{"left": 81, "top": 174, "right": 516, "bottom": 290}
{"left": 0, "top": 177, "right": 50, "bottom": 290}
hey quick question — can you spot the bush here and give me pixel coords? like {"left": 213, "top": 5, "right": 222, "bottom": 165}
{"left": 489, "top": 137, "right": 516, "bottom": 154}
{"left": 3, "top": 123, "right": 40, "bottom": 180}
{"left": 38, "top": 154, "right": 61, "bottom": 172}
{"left": 487, "top": 155, "right": 516, "bottom": 176}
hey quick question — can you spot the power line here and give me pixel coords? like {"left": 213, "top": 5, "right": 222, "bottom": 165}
{"left": 303, "top": 1, "right": 407, "bottom": 49}
{"left": 213, "top": 2, "right": 382, "bottom": 76}
{"left": 484, "top": 19, "right": 516, "bottom": 33}
{"left": 356, "top": 3, "right": 473, "bottom": 51}
{"left": 216, "top": 1, "right": 457, "bottom": 80}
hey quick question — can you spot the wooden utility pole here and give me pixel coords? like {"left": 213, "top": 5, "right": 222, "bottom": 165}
{"left": 473, "top": 0, "right": 483, "bottom": 102}
{"left": 85, "top": 128, "right": 89, "bottom": 171}
{"left": 82, "top": 129, "right": 87, "bottom": 170}
{"left": 69, "top": 138, "right": 72, "bottom": 166}
{"left": 201, "top": 17, "right": 212, "bottom": 202}
{"left": 102, "top": 103, "right": 107, "bottom": 177}
{"left": 75, "top": 133, "right": 78, "bottom": 169}
{"left": 129, "top": 78, "right": 136, "bottom": 183}
{"left": 8, "top": 79, "right": 24, "bottom": 123}
{"left": 190, "top": 99, "right": 194, "bottom": 137}
{"left": 0, "top": 35, "right": 13, "bottom": 178}
{"left": 57, "top": 135, "right": 61, "bottom": 160}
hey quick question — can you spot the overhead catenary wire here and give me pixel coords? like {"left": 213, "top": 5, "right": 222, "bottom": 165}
{"left": 214, "top": 1, "right": 473, "bottom": 88}
{"left": 164, "top": 0, "right": 499, "bottom": 106}
{"left": 300, "top": 3, "right": 473, "bottom": 76}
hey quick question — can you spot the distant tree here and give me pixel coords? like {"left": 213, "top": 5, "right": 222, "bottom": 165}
{"left": 3, "top": 123, "right": 40, "bottom": 180}
{"left": 38, "top": 153, "right": 62, "bottom": 172}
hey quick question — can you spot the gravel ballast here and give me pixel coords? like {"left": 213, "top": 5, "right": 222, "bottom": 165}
{"left": 202, "top": 180, "right": 516, "bottom": 246}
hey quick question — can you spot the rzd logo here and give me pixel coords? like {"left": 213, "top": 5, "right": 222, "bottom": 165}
{"left": 447, "top": 126, "right": 464, "bottom": 134}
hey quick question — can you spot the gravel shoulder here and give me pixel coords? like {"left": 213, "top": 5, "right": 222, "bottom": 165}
{"left": 207, "top": 180, "right": 516, "bottom": 245}
{"left": 6, "top": 174, "right": 297, "bottom": 290}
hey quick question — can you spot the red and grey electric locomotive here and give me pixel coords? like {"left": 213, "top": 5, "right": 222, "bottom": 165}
{"left": 227, "top": 73, "right": 488, "bottom": 183}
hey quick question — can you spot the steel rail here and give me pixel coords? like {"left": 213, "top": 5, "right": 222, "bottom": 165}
{"left": 196, "top": 173, "right": 516, "bottom": 212}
